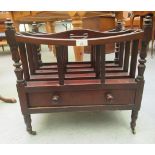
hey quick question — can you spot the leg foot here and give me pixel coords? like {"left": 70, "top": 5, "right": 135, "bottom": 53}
{"left": 23, "top": 114, "right": 36, "bottom": 135}
{"left": 132, "top": 128, "right": 136, "bottom": 134}
{"left": 27, "top": 130, "right": 37, "bottom": 135}
{"left": 130, "top": 110, "right": 138, "bottom": 135}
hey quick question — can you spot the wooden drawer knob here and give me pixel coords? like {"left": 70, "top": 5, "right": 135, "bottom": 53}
{"left": 106, "top": 93, "right": 114, "bottom": 104}
{"left": 52, "top": 95, "right": 60, "bottom": 104}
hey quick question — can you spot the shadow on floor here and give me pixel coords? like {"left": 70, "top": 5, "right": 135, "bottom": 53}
{"left": 34, "top": 110, "right": 130, "bottom": 133}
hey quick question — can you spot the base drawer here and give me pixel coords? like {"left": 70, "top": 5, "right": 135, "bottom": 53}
{"left": 28, "top": 89, "right": 136, "bottom": 107}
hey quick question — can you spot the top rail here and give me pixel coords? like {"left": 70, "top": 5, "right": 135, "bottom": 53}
{"left": 15, "top": 30, "right": 144, "bottom": 46}
{"left": 17, "top": 29, "right": 135, "bottom": 39}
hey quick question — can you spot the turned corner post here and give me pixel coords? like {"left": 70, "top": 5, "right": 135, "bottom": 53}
{"left": 23, "top": 114, "right": 36, "bottom": 135}
{"left": 5, "top": 18, "right": 36, "bottom": 135}
{"left": 115, "top": 20, "right": 124, "bottom": 31}
{"left": 143, "top": 16, "right": 153, "bottom": 43}
{"left": 32, "top": 22, "right": 42, "bottom": 66}
{"left": 5, "top": 18, "right": 24, "bottom": 84}
{"left": 131, "top": 16, "right": 152, "bottom": 135}
{"left": 114, "top": 20, "right": 123, "bottom": 63}
{"left": 136, "top": 16, "right": 152, "bottom": 82}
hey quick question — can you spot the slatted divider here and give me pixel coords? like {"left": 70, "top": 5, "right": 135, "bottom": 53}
{"left": 56, "top": 45, "right": 65, "bottom": 85}
{"left": 62, "top": 46, "right": 68, "bottom": 73}
{"left": 31, "top": 44, "right": 39, "bottom": 70}
{"left": 123, "top": 41, "right": 131, "bottom": 72}
{"left": 100, "top": 45, "right": 106, "bottom": 83}
{"left": 129, "top": 40, "right": 139, "bottom": 78}
{"left": 118, "top": 42, "right": 125, "bottom": 67}
{"left": 95, "top": 45, "right": 101, "bottom": 78}
{"left": 14, "top": 28, "right": 145, "bottom": 85}
{"left": 18, "top": 42, "right": 30, "bottom": 81}
{"left": 26, "top": 43, "right": 35, "bottom": 75}
{"left": 91, "top": 45, "right": 95, "bottom": 68}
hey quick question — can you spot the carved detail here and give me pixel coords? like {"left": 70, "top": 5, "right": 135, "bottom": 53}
{"left": 130, "top": 110, "right": 138, "bottom": 134}
{"left": 5, "top": 18, "right": 24, "bottom": 84}
{"left": 143, "top": 16, "right": 152, "bottom": 42}
{"left": 136, "top": 16, "right": 151, "bottom": 82}
{"left": 114, "top": 43, "right": 120, "bottom": 63}
{"left": 136, "top": 41, "right": 147, "bottom": 82}
{"left": 115, "top": 20, "right": 124, "bottom": 31}
{"left": 23, "top": 114, "right": 36, "bottom": 135}
{"left": 114, "top": 21, "right": 123, "bottom": 63}
{"left": 32, "top": 22, "right": 42, "bottom": 66}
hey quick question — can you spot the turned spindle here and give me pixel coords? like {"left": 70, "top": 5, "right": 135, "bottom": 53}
{"left": 32, "top": 22, "right": 42, "bottom": 66}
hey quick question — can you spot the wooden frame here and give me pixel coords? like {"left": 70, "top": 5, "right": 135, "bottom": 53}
{"left": 5, "top": 16, "right": 152, "bottom": 135}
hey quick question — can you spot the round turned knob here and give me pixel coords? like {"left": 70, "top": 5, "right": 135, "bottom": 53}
{"left": 106, "top": 93, "right": 114, "bottom": 104}
{"left": 52, "top": 95, "right": 60, "bottom": 104}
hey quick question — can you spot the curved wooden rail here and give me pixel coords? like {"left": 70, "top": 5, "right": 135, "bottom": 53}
{"left": 18, "top": 29, "right": 135, "bottom": 38}
{"left": 15, "top": 30, "right": 144, "bottom": 46}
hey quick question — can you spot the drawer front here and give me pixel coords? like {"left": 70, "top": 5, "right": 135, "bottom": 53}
{"left": 28, "top": 89, "right": 136, "bottom": 107}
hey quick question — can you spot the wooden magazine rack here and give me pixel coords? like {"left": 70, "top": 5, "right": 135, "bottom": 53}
{"left": 5, "top": 16, "right": 152, "bottom": 135}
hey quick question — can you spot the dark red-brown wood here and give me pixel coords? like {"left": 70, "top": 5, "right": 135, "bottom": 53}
{"left": 5, "top": 16, "right": 152, "bottom": 135}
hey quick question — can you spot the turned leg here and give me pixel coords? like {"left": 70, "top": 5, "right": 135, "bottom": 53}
{"left": 23, "top": 114, "right": 36, "bottom": 135}
{"left": 130, "top": 110, "right": 139, "bottom": 134}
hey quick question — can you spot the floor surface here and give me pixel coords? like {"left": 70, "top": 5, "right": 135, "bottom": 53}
{"left": 0, "top": 46, "right": 155, "bottom": 144}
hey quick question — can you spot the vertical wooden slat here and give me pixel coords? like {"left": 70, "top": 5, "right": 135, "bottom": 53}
{"left": 94, "top": 46, "right": 96, "bottom": 71}
{"left": 26, "top": 43, "right": 35, "bottom": 75}
{"left": 91, "top": 46, "right": 93, "bottom": 66}
{"left": 18, "top": 43, "right": 30, "bottom": 81}
{"left": 91, "top": 45, "right": 95, "bottom": 68}
{"left": 31, "top": 44, "right": 39, "bottom": 70}
{"left": 56, "top": 45, "right": 65, "bottom": 85}
{"left": 100, "top": 45, "right": 105, "bottom": 84}
{"left": 136, "top": 40, "right": 148, "bottom": 81}
{"left": 95, "top": 45, "right": 101, "bottom": 78}
{"left": 114, "top": 20, "right": 123, "bottom": 64}
{"left": 65, "top": 47, "right": 68, "bottom": 64}
{"left": 114, "top": 42, "right": 120, "bottom": 64}
{"left": 130, "top": 40, "right": 139, "bottom": 78}
{"left": 62, "top": 46, "right": 68, "bottom": 73}
{"left": 118, "top": 42, "right": 125, "bottom": 67}
{"left": 123, "top": 41, "right": 131, "bottom": 72}
{"left": 37, "top": 45, "right": 42, "bottom": 66}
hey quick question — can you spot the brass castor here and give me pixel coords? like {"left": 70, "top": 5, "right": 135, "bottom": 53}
{"left": 130, "top": 123, "right": 136, "bottom": 134}
{"left": 27, "top": 129, "right": 37, "bottom": 135}
{"left": 24, "top": 114, "right": 36, "bottom": 135}
{"left": 130, "top": 110, "right": 138, "bottom": 135}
